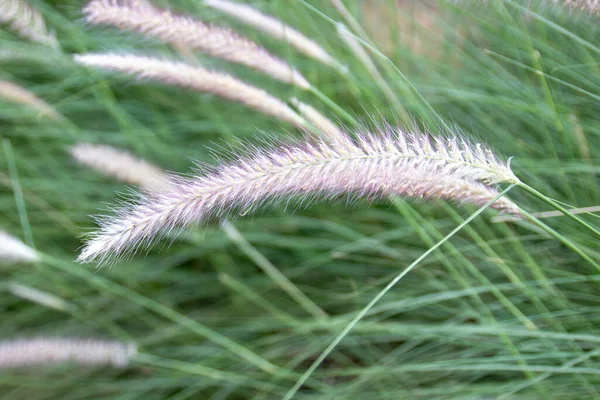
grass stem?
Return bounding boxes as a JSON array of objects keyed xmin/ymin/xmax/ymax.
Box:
[
  {"xmin": 282, "ymin": 184, "xmax": 517, "ymax": 400},
  {"xmin": 518, "ymin": 182, "xmax": 600, "ymax": 238}
]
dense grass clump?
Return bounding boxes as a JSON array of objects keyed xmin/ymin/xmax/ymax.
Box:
[{"xmin": 0, "ymin": 1, "xmax": 598, "ymax": 399}]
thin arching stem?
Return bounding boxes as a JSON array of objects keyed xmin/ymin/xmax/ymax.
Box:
[
  {"xmin": 518, "ymin": 182, "xmax": 600, "ymax": 238},
  {"xmin": 308, "ymin": 85, "xmax": 357, "ymax": 126},
  {"xmin": 282, "ymin": 184, "xmax": 517, "ymax": 400},
  {"xmin": 519, "ymin": 209, "xmax": 600, "ymax": 272}
]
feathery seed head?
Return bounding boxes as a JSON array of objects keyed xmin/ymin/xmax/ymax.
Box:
[
  {"xmin": 70, "ymin": 143, "xmax": 170, "ymax": 191},
  {"xmin": 82, "ymin": 0, "xmax": 311, "ymax": 88},
  {"xmin": 75, "ymin": 53, "xmax": 306, "ymax": 126},
  {"xmin": 204, "ymin": 0, "xmax": 346, "ymax": 72},
  {"xmin": 78, "ymin": 126, "xmax": 518, "ymax": 264},
  {"xmin": 0, "ymin": 0, "xmax": 59, "ymax": 47},
  {"xmin": 0, "ymin": 338, "xmax": 136, "ymax": 368},
  {"xmin": 0, "ymin": 79, "xmax": 60, "ymax": 120},
  {"xmin": 0, "ymin": 230, "xmax": 38, "ymax": 263}
]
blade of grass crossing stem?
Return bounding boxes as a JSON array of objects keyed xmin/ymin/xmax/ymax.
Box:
[
  {"xmin": 519, "ymin": 210, "xmax": 600, "ymax": 272},
  {"xmin": 219, "ymin": 273, "xmax": 298, "ymax": 325},
  {"xmin": 518, "ymin": 183, "xmax": 600, "ymax": 238},
  {"xmin": 299, "ymin": 0, "xmax": 449, "ymax": 131},
  {"xmin": 504, "ymin": 0, "xmax": 600, "ymax": 56},
  {"xmin": 402, "ymin": 204, "xmax": 537, "ymax": 330},
  {"xmin": 41, "ymin": 254, "xmax": 288, "ymax": 376},
  {"xmin": 443, "ymin": 204, "xmax": 596, "ymax": 393},
  {"xmin": 484, "ymin": 50, "xmax": 600, "ymax": 102},
  {"xmin": 221, "ymin": 220, "xmax": 328, "ymax": 320},
  {"xmin": 135, "ymin": 353, "xmax": 283, "ymax": 392},
  {"xmin": 3, "ymin": 139, "xmax": 34, "ymax": 247},
  {"xmin": 397, "ymin": 203, "xmax": 550, "ymax": 395},
  {"xmin": 499, "ymin": 348, "xmax": 600, "ymax": 399},
  {"xmin": 391, "ymin": 202, "xmax": 547, "ymax": 395},
  {"xmin": 307, "ymin": 86, "xmax": 357, "ymax": 126},
  {"xmin": 282, "ymin": 184, "xmax": 517, "ymax": 400}
]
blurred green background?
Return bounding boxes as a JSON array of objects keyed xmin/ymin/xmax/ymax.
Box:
[{"xmin": 1, "ymin": 0, "xmax": 599, "ymax": 398}]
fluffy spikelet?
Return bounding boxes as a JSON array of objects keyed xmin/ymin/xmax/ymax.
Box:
[
  {"xmin": 0, "ymin": 79, "xmax": 60, "ymax": 120},
  {"xmin": 290, "ymin": 97, "xmax": 349, "ymax": 144},
  {"xmin": 0, "ymin": 230, "xmax": 38, "ymax": 263},
  {"xmin": 0, "ymin": 338, "xmax": 136, "ymax": 368},
  {"xmin": 82, "ymin": 0, "xmax": 310, "ymax": 89},
  {"xmin": 204, "ymin": 0, "xmax": 346, "ymax": 72},
  {"xmin": 70, "ymin": 143, "xmax": 170, "ymax": 191},
  {"xmin": 78, "ymin": 127, "xmax": 518, "ymax": 264},
  {"xmin": 0, "ymin": 0, "xmax": 58, "ymax": 47},
  {"xmin": 75, "ymin": 53, "xmax": 306, "ymax": 126}
]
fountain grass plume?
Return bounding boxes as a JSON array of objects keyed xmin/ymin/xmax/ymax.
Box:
[
  {"xmin": 77, "ymin": 125, "xmax": 519, "ymax": 264},
  {"xmin": 204, "ymin": 0, "xmax": 347, "ymax": 73},
  {"xmin": 82, "ymin": 0, "xmax": 310, "ymax": 89},
  {"xmin": 0, "ymin": 79, "xmax": 60, "ymax": 120},
  {"xmin": 0, "ymin": 230, "xmax": 38, "ymax": 263},
  {"xmin": 74, "ymin": 53, "xmax": 306, "ymax": 127},
  {"xmin": 70, "ymin": 143, "xmax": 170, "ymax": 191},
  {"xmin": 0, "ymin": 0, "xmax": 59, "ymax": 47},
  {"xmin": 0, "ymin": 337, "xmax": 136, "ymax": 368}
]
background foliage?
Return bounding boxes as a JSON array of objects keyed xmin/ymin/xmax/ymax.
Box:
[{"xmin": 1, "ymin": 0, "xmax": 599, "ymax": 398}]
